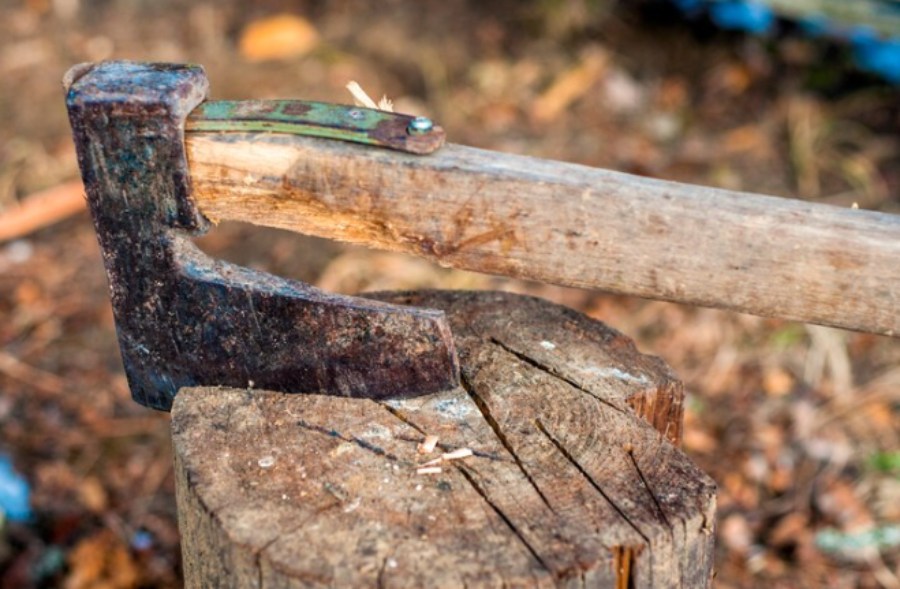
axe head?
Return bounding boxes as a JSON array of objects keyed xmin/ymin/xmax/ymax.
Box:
[{"xmin": 64, "ymin": 61, "xmax": 459, "ymax": 411}]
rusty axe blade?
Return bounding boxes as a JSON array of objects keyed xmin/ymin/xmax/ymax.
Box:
[{"xmin": 64, "ymin": 61, "xmax": 459, "ymax": 411}]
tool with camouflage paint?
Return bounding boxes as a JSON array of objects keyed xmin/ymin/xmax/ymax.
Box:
[
  {"xmin": 187, "ymin": 99, "xmax": 444, "ymax": 154},
  {"xmin": 64, "ymin": 61, "xmax": 456, "ymax": 411},
  {"xmin": 64, "ymin": 60, "xmax": 899, "ymax": 411}
]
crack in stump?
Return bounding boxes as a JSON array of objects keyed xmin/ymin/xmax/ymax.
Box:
[
  {"xmin": 378, "ymin": 402, "xmax": 427, "ymax": 435},
  {"xmin": 489, "ymin": 337, "xmax": 630, "ymax": 415},
  {"xmin": 460, "ymin": 371, "xmax": 557, "ymax": 514},
  {"xmin": 378, "ymin": 402, "xmax": 507, "ymax": 463},
  {"xmin": 455, "ymin": 464, "xmax": 553, "ymax": 576},
  {"xmin": 253, "ymin": 510, "xmax": 321, "ymax": 589},
  {"xmin": 534, "ymin": 419, "xmax": 650, "ymax": 544},
  {"xmin": 376, "ymin": 556, "xmax": 389, "ymax": 589},
  {"xmin": 295, "ymin": 419, "xmax": 402, "ymax": 463},
  {"xmin": 626, "ymin": 447, "xmax": 672, "ymax": 530}
]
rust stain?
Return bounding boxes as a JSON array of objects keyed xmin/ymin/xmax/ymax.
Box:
[
  {"xmin": 370, "ymin": 117, "xmax": 445, "ymax": 154},
  {"xmin": 826, "ymin": 249, "xmax": 864, "ymax": 270},
  {"xmin": 423, "ymin": 227, "xmax": 517, "ymax": 259},
  {"xmin": 233, "ymin": 100, "xmax": 278, "ymax": 117},
  {"xmin": 280, "ymin": 102, "xmax": 313, "ymax": 116},
  {"xmin": 456, "ymin": 227, "xmax": 515, "ymax": 253},
  {"xmin": 427, "ymin": 200, "xmax": 521, "ymax": 259}
]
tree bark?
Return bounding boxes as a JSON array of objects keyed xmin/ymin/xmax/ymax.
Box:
[{"xmin": 173, "ymin": 290, "xmax": 716, "ymax": 588}]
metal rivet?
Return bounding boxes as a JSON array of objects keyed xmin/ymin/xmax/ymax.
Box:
[{"xmin": 407, "ymin": 116, "xmax": 434, "ymax": 135}]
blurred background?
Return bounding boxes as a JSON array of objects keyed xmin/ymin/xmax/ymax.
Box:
[{"xmin": 1, "ymin": 0, "xmax": 899, "ymax": 587}]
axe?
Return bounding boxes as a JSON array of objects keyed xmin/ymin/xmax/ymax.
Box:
[{"xmin": 64, "ymin": 61, "xmax": 899, "ymax": 411}]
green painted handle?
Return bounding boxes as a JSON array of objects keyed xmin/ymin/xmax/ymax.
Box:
[{"xmin": 186, "ymin": 100, "xmax": 445, "ymax": 155}]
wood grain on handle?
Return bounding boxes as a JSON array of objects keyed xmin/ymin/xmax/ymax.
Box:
[{"xmin": 184, "ymin": 132, "xmax": 900, "ymax": 336}]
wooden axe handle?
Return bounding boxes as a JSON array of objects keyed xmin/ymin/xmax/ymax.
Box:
[{"xmin": 184, "ymin": 132, "xmax": 900, "ymax": 337}]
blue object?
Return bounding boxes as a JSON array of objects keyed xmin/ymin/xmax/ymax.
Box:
[
  {"xmin": 671, "ymin": 0, "xmax": 705, "ymax": 15},
  {"xmin": 0, "ymin": 455, "xmax": 31, "ymax": 522},
  {"xmin": 797, "ymin": 14, "xmax": 832, "ymax": 38},
  {"xmin": 131, "ymin": 529, "xmax": 154, "ymax": 551},
  {"xmin": 709, "ymin": 1, "xmax": 776, "ymax": 34},
  {"xmin": 853, "ymin": 34, "xmax": 900, "ymax": 83},
  {"xmin": 665, "ymin": 0, "xmax": 900, "ymax": 84}
]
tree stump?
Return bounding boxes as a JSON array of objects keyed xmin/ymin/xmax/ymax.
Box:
[{"xmin": 172, "ymin": 291, "xmax": 716, "ymax": 588}]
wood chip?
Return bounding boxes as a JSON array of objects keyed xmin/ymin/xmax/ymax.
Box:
[
  {"xmin": 417, "ymin": 434, "xmax": 439, "ymax": 455},
  {"xmin": 417, "ymin": 447, "xmax": 473, "ymax": 470},
  {"xmin": 416, "ymin": 466, "xmax": 442, "ymax": 475},
  {"xmin": 346, "ymin": 81, "xmax": 394, "ymax": 112},
  {"xmin": 441, "ymin": 448, "xmax": 473, "ymax": 461},
  {"xmin": 346, "ymin": 81, "xmax": 378, "ymax": 110}
]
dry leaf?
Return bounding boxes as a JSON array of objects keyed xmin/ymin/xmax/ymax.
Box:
[
  {"xmin": 655, "ymin": 77, "xmax": 688, "ymax": 111},
  {"xmin": 720, "ymin": 513, "xmax": 753, "ymax": 554},
  {"xmin": 77, "ymin": 476, "xmax": 107, "ymax": 513},
  {"xmin": 531, "ymin": 47, "xmax": 609, "ymax": 123},
  {"xmin": 708, "ymin": 62, "xmax": 753, "ymax": 96},
  {"xmin": 816, "ymin": 480, "xmax": 874, "ymax": 530},
  {"xmin": 238, "ymin": 14, "xmax": 319, "ymax": 63},
  {"xmin": 65, "ymin": 530, "xmax": 139, "ymax": 589},
  {"xmin": 762, "ymin": 365, "xmax": 794, "ymax": 397},
  {"xmin": 682, "ymin": 425, "xmax": 717, "ymax": 454},
  {"xmin": 722, "ymin": 471, "xmax": 758, "ymax": 509},
  {"xmin": 417, "ymin": 435, "xmax": 439, "ymax": 455},
  {"xmin": 723, "ymin": 124, "xmax": 771, "ymax": 157},
  {"xmin": 769, "ymin": 512, "xmax": 808, "ymax": 547}
]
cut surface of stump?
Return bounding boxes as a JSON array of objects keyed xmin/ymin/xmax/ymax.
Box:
[{"xmin": 173, "ymin": 290, "xmax": 716, "ymax": 588}]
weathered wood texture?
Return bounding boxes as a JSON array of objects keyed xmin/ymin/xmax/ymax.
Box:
[
  {"xmin": 173, "ymin": 291, "xmax": 716, "ymax": 588},
  {"xmin": 185, "ymin": 133, "xmax": 900, "ymax": 337}
]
